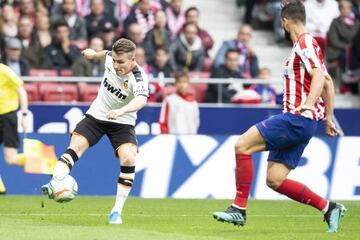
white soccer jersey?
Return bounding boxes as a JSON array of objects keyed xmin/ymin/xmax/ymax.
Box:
[{"xmin": 87, "ymin": 51, "xmax": 149, "ymax": 126}]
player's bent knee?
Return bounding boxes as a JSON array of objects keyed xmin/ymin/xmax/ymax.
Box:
[
  {"xmin": 234, "ymin": 136, "xmax": 251, "ymax": 155},
  {"xmin": 120, "ymin": 154, "xmax": 135, "ymax": 166},
  {"xmin": 266, "ymin": 175, "xmax": 285, "ymax": 190}
]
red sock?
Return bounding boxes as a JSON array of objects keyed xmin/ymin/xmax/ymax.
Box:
[
  {"xmin": 276, "ymin": 179, "xmax": 328, "ymax": 211},
  {"xmin": 233, "ymin": 154, "xmax": 254, "ymax": 209}
]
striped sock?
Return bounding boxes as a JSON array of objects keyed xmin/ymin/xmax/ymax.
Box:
[{"xmin": 112, "ymin": 166, "xmax": 135, "ymax": 214}]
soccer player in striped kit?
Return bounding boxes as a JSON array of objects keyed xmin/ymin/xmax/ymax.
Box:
[
  {"xmin": 213, "ymin": 0, "xmax": 346, "ymax": 233},
  {"xmin": 42, "ymin": 38, "xmax": 149, "ymax": 224}
]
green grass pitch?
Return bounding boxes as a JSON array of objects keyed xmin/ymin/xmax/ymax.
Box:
[{"xmin": 0, "ymin": 196, "xmax": 359, "ymax": 240}]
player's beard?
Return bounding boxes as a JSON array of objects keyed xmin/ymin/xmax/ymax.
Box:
[{"xmin": 284, "ymin": 28, "xmax": 291, "ymax": 42}]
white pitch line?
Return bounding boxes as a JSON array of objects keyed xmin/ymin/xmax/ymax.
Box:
[{"xmin": 0, "ymin": 213, "xmax": 320, "ymax": 218}]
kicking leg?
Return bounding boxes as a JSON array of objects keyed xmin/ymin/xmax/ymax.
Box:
[
  {"xmin": 213, "ymin": 125, "xmax": 266, "ymax": 226},
  {"xmin": 109, "ymin": 143, "xmax": 137, "ymax": 224},
  {"xmin": 42, "ymin": 134, "xmax": 89, "ymax": 198}
]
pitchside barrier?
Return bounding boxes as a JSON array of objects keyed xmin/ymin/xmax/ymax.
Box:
[{"xmin": 0, "ymin": 133, "xmax": 359, "ymax": 200}]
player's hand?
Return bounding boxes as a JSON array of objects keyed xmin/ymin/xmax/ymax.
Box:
[
  {"xmin": 106, "ymin": 109, "xmax": 126, "ymax": 120},
  {"xmin": 81, "ymin": 48, "xmax": 96, "ymax": 60},
  {"xmin": 293, "ymin": 104, "xmax": 312, "ymax": 113},
  {"xmin": 325, "ymin": 120, "xmax": 340, "ymax": 137}
]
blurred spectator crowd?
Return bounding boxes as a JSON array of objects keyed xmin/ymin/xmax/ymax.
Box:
[
  {"xmin": 1, "ymin": 0, "xmax": 359, "ymax": 104},
  {"xmin": 243, "ymin": 0, "xmax": 360, "ymax": 95}
]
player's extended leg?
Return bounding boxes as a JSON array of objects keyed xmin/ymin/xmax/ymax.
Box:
[
  {"xmin": 213, "ymin": 125, "xmax": 266, "ymax": 226},
  {"xmin": 42, "ymin": 134, "xmax": 89, "ymax": 198},
  {"xmin": 267, "ymin": 161, "xmax": 346, "ymax": 233},
  {"xmin": 109, "ymin": 143, "xmax": 137, "ymax": 224}
]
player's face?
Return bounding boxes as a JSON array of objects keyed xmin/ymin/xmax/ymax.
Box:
[{"xmin": 112, "ymin": 51, "xmax": 135, "ymax": 76}]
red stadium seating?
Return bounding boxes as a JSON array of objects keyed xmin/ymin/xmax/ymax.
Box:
[
  {"xmin": 29, "ymin": 69, "xmax": 58, "ymax": 77},
  {"xmin": 39, "ymin": 82, "xmax": 79, "ymax": 102},
  {"xmin": 190, "ymin": 83, "xmax": 208, "ymax": 103},
  {"xmin": 24, "ymin": 83, "xmax": 40, "ymax": 102},
  {"xmin": 60, "ymin": 69, "xmax": 73, "ymax": 76},
  {"xmin": 203, "ymin": 57, "xmax": 213, "ymax": 72},
  {"xmin": 78, "ymin": 83, "xmax": 100, "ymax": 102}
]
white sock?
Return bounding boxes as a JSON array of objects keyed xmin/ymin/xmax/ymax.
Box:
[
  {"xmin": 53, "ymin": 161, "xmax": 70, "ymax": 179},
  {"xmin": 111, "ymin": 172, "xmax": 135, "ymax": 214}
]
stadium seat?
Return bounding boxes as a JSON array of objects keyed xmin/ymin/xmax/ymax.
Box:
[
  {"xmin": 29, "ymin": 69, "xmax": 58, "ymax": 77},
  {"xmin": 71, "ymin": 40, "xmax": 88, "ymax": 50},
  {"xmin": 39, "ymin": 82, "xmax": 79, "ymax": 102},
  {"xmin": 78, "ymin": 83, "xmax": 100, "ymax": 102},
  {"xmin": 161, "ymin": 85, "xmax": 177, "ymax": 99},
  {"xmin": 24, "ymin": 83, "xmax": 40, "ymax": 102},
  {"xmin": 190, "ymin": 83, "xmax": 208, "ymax": 103},
  {"xmin": 60, "ymin": 69, "xmax": 73, "ymax": 76}
]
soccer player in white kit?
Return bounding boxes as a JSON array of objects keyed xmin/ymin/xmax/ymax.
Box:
[{"xmin": 42, "ymin": 38, "xmax": 149, "ymax": 224}]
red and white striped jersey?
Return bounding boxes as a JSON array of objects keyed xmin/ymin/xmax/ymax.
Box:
[{"xmin": 283, "ymin": 33, "xmax": 327, "ymax": 121}]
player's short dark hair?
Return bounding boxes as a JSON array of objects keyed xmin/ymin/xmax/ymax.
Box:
[
  {"xmin": 281, "ymin": 0, "xmax": 306, "ymax": 24},
  {"xmin": 112, "ymin": 38, "xmax": 136, "ymax": 55},
  {"xmin": 174, "ymin": 69, "xmax": 189, "ymax": 82}
]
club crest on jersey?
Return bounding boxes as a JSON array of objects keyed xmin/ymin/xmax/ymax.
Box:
[
  {"xmin": 103, "ymin": 78, "xmax": 127, "ymax": 100},
  {"xmin": 124, "ymin": 81, "xmax": 128, "ymax": 90}
]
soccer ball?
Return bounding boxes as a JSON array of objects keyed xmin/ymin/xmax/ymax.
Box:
[{"xmin": 48, "ymin": 175, "xmax": 78, "ymax": 203}]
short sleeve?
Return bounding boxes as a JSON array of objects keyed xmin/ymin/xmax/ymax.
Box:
[
  {"xmin": 131, "ymin": 67, "xmax": 149, "ymax": 97},
  {"xmin": 4, "ymin": 65, "xmax": 23, "ymax": 88},
  {"xmin": 295, "ymin": 34, "xmax": 324, "ymax": 74}
]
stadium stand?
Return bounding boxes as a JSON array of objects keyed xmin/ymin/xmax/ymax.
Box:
[{"xmin": 39, "ymin": 82, "xmax": 78, "ymax": 102}]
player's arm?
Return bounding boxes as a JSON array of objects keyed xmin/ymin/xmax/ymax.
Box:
[
  {"xmin": 321, "ymin": 75, "xmax": 340, "ymax": 136},
  {"xmin": 106, "ymin": 95, "xmax": 147, "ymax": 120},
  {"xmin": 301, "ymin": 68, "xmax": 326, "ymax": 109},
  {"xmin": 81, "ymin": 48, "xmax": 107, "ymax": 60}
]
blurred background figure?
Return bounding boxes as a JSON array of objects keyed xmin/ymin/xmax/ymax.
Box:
[
  {"xmin": 304, "ymin": 0, "xmax": 340, "ymax": 54},
  {"xmin": 17, "ymin": 16, "xmax": 45, "ymax": 68},
  {"xmin": 72, "ymin": 37, "xmax": 105, "ymax": 77},
  {"xmin": 327, "ymin": 0, "xmax": 360, "ymax": 91},
  {"xmin": 214, "ymin": 24, "xmax": 259, "ymax": 78},
  {"xmin": 169, "ymin": 22, "xmax": 205, "ymax": 71},
  {"xmin": 16, "ymin": 0, "xmax": 37, "ymax": 25},
  {"xmin": 159, "ymin": 70, "xmax": 199, "ymax": 134},
  {"xmin": 125, "ymin": 22, "xmax": 144, "ymax": 46},
  {"xmin": 86, "ymin": 0, "xmax": 119, "ymax": 39},
  {"xmin": 205, "ymin": 49, "xmax": 242, "ymax": 103},
  {"xmin": 44, "ymin": 21, "xmax": 80, "ymax": 70},
  {"xmin": 135, "ymin": 46, "xmax": 152, "ymax": 73},
  {"xmin": 0, "ymin": 4, "xmax": 18, "ymax": 38},
  {"xmin": 35, "ymin": 11, "xmax": 51, "ymax": 48},
  {"xmin": 248, "ymin": 67, "xmax": 277, "ymax": 104},
  {"xmin": 124, "ymin": 0, "xmax": 156, "ymax": 41},
  {"xmin": 2, "ymin": 37, "xmax": 30, "ymax": 76},
  {"xmin": 184, "ymin": 6, "xmax": 214, "ymax": 57},
  {"xmin": 100, "ymin": 21, "xmax": 118, "ymax": 50},
  {"xmin": 149, "ymin": 47, "xmax": 173, "ymax": 78},
  {"xmin": 143, "ymin": 10, "xmax": 171, "ymax": 63},
  {"xmin": 52, "ymin": 0, "xmax": 87, "ymax": 40},
  {"xmin": 166, "ymin": 0, "xmax": 185, "ymax": 40}
]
